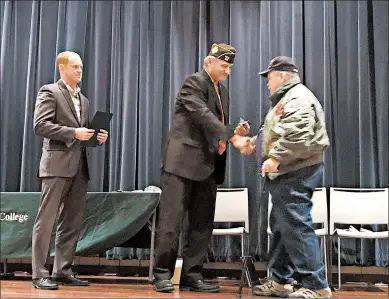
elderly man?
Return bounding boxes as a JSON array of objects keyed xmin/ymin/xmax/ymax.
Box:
[
  {"xmin": 31, "ymin": 51, "xmax": 108, "ymax": 290},
  {"xmin": 240, "ymin": 56, "xmax": 331, "ymax": 298},
  {"xmin": 153, "ymin": 43, "xmax": 249, "ymax": 293}
]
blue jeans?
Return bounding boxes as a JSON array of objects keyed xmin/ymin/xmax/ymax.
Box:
[{"xmin": 266, "ymin": 163, "xmax": 328, "ymax": 290}]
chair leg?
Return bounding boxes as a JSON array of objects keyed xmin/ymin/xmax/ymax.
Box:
[
  {"xmin": 323, "ymin": 236, "xmax": 328, "ymax": 282},
  {"xmin": 267, "ymin": 234, "xmax": 270, "ymax": 279},
  {"xmin": 337, "ymin": 236, "xmax": 341, "ymax": 290}
]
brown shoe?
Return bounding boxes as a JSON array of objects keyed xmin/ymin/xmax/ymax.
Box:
[
  {"xmin": 252, "ymin": 280, "xmax": 294, "ymax": 297},
  {"xmin": 288, "ymin": 287, "xmax": 332, "ymax": 298}
]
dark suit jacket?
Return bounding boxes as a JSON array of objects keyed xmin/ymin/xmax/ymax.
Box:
[
  {"xmin": 161, "ymin": 69, "xmax": 235, "ymax": 184},
  {"xmin": 33, "ymin": 79, "xmax": 90, "ymax": 178}
]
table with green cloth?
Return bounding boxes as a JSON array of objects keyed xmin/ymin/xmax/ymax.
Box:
[{"xmin": 0, "ymin": 191, "xmax": 160, "ymax": 279}]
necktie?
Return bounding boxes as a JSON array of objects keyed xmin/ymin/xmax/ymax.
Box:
[
  {"xmin": 214, "ymin": 82, "xmax": 224, "ymax": 124},
  {"xmin": 214, "ymin": 82, "xmax": 226, "ymax": 155}
]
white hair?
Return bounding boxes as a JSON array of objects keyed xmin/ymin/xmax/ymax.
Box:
[
  {"xmin": 276, "ymin": 70, "xmax": 300, "ymax": 81},
  {"xmin": 203, "ymin": 55, "xmax": 217, "ymax": 66}
]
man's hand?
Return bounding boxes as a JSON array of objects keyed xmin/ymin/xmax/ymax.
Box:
[
  {"xmin": 234, "ymin": 122, "xmax": 250, "ymax": 136},
  {"xmin": 239, "ymin": 138, "xmax": 256, "ymax": 155},
  {"xmin": 218, "ymin": 141, "xmax": 227, "ymax": 155},
  {"xmin": 74, "ymin": 128, "xmax": 95, "ymax": 141},
  {"xmin": 261, "ymin": 158, "xmax": 280, "ymax": 177},
  {"xmin": 97, "ymin": 129, "xmax": 109, "ymax": 143},
  {"xmin": 229, "ymin": 135, "xmax": 250, "ymax": 151}
]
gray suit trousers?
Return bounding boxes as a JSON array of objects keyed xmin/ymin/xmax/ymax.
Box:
[{"xmin": 31, "ymin": 154, "xmax": 88, "ymax": 279}]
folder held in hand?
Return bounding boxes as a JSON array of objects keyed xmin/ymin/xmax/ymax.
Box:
[{"xmin": 81, "ymin": 111, "xmax": 113, "ymax": 147}]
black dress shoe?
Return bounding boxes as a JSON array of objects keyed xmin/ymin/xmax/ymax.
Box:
[
  {"xmin": 32, "ymin": 278, "xmax": 59, "ymax": 290},
  {"xmin": 155, "ymin": 279, "xmax": 174, "ymax": 293},
  {"xmin": 180, "ymin": 279, "xmax": 220, "ymax": 293},
  {"xmin": 52, "ymin": 274, "xmax": 90, "ymax": 286}
]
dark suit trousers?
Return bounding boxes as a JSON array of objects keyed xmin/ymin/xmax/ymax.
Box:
[
  {"xmin": 154, "ymin": 171, "xmax": 217, "ymax": 282},
  {"xmin": 31, "ymin": 154, "xmax": 88, "ymax": 279}
]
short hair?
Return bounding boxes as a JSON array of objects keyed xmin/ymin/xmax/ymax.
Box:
[
  {"xmin": 56, "ymin": 51, "xmax": 79, "ymax": 70},
  {"xmin": 203, "ymin": 55, "xmax": 217, "ymax": 66},
  {"xmin": 275, "ymin": 70, "xmax": 300, "ymax": 81}
]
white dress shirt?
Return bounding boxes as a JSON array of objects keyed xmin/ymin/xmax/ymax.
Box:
[{"xmin": 63, "ymin": 81, "xmax": 81, "ymax": 121}]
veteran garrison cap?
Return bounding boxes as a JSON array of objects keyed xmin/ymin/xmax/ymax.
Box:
[
  {"xmin": 258, "ymin": 56, "xmax": 299, "ymax": 77},
  {"xmin": 208, "ymin": 43, "xmax": 236, "ymax": 64}
]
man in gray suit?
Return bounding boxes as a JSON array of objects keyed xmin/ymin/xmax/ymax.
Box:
[{"xmin": 31, "ymin": 51, "xmax": 108, "ymax": 290}]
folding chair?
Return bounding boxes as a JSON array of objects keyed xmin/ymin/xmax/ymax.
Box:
[
  {"xmin": 212, "ymin": 188, "xmax": 256, "ymax": 297},
  {"xmin": 329, "ymin": 187, "xmax": 388, "ymax": 289}
]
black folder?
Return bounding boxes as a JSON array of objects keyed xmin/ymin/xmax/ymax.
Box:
[{"xmin": 81, "ymin": 111, "xmax": 113, "ymax": 147}]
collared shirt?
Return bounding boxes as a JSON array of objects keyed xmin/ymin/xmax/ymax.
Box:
[{"xmin": 63, "ymin": 80, "xmax": 81, "ymax": 121}]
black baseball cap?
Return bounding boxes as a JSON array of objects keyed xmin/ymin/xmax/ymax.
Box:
[{"xmin": 258, "ymin": 56, "xmax": 299, "ymax": 77}]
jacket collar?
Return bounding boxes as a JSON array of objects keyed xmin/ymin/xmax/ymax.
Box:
[
  {"xmin": 200, "ymin": 69, "xmax": 227, "ymax": 120},
  {"xmin": 201, "ymin": 68, "xmax": 214, "ymax": 84},
  {"xmin": 269, "ymin": 77, "xmax": 301, "ymax": 106}
]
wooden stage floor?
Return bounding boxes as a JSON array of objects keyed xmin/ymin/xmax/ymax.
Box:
[{"xmin": 1, "ymin": 275, "xmax": 388, "ymax": 298}]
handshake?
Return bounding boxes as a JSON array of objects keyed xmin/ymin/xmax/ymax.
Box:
[
  {"xmin": 226, "ymin": 119, "xmax": 280, "ymax": 177},
  {"xmin": 228, "ymin": 119, "xmax": 256, "ymax": 156}
]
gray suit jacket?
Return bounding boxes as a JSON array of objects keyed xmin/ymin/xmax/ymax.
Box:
[{"xmin": 34, "ymin": 79, "xmax": 90, "ymax": 178}]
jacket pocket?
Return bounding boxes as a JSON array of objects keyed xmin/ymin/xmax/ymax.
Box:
[
  {"xmin": 181, "ymin": 138, "xmax": 203, "ymax": 148},
  {"xmin": 47, "ymin": 140, "xmax": 67, "ymax": 151}
]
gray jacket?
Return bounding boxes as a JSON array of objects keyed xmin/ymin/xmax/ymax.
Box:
[
  {"xmin": 261, "ymin": 77, "xmax": 329, "ymax": 179},
  {"xmin": 34, "ymin": 79, "xmax": 90, "ymax": 178}
]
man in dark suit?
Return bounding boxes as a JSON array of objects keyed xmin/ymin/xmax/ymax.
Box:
[
  {"xmin": 154, "ymin": 43, "xmax": 250, "ymax": 293},
  {"xmin": 31, "ymin": 51, "xmax": 108, "ymax": 290}
]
